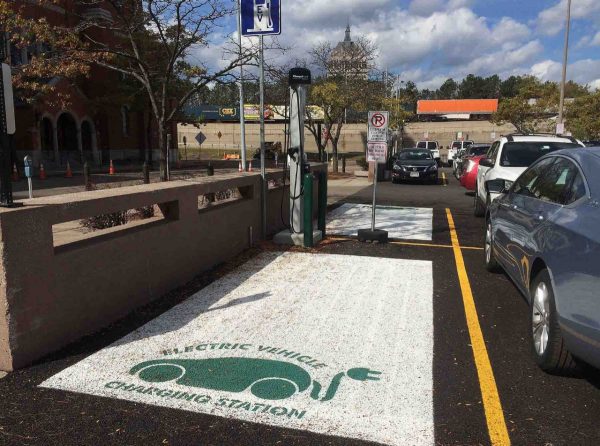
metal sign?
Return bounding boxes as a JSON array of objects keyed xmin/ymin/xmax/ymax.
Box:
[
  {"xmin": 367, "ymin": 142, "xmax": 387, "ymax": 163},
  {"xmin": 241, "ymin": 0, "xmax": 281, "ymax": 36},
  {"xmin": 367, "ymin": 111, "xmax": 388, "ymax": 142}
]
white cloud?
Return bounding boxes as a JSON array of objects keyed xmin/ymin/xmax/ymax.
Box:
[
  {"xmin": 536, "ymin": 0, "xmax": 600, "ymax": 36},
  {"xmin": 592, "ymin": 31, "xmax": 600, "ymax": 46},
  {"xmin": 531, "ymin": 58, "xmax": 600, "ymax": 90}
]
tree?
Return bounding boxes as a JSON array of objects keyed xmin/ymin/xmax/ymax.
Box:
[
  {"xmin": 70, "ymin": 0, "xmax": 265, "ymax": 180},
  {"xmin": 437, "ymin": 78, "xmax": 458, "ymax": 99},
  {"xmin": 566, "ymin": 91, "xmax": 600, "ymax": 139},
  {"xmin": 492, "ymin": 76, "xmax": 559, "ymax": 133},
  {"xmin": 305, "ymin": 36, "xmax": 378, "ymax": 172},
  {"xmin": 0, "ymin": 1, "xmax": 92, "ymax": 105}
]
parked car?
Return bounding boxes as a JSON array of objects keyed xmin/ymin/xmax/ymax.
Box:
[
  {"xmin": 449, "ymin": 140, "xmax": 474, "ymax": 166},
  {"xmin": 416, "ymin": 141, "xmax": 440, "ymax": 163},
  {"xmin": 454, "ymin": 143, "xmax": 491, "ymax": 178},
  {"xmin": 392, "ymin": 148, "xmax": 438, "ymax": 184},
  {"xmin": 459, "ymin": 154, "xmax": 486, "ymax": 191},
  {"xmin": 474, "ymin": 134, "xmax": 584, "ymax": 217},
  {"xmin": 484, "ymin": 148, "xmax": 600, "ymax": 373}
]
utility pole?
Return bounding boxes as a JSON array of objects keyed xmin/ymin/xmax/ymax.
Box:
[
  {"xmin": 558, "ymin": 0, "xmax": 571, "ymax": 133},
  {"xmin": 237, "ymin": 0, "xmax": 247, "ymax": 169}
]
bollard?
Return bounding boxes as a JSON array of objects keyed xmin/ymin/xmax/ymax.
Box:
[
  {"xmin": 342, "ymin": 155, "xmax": 346, "ymax": 173},
  {"xmin": 303, "ymin": 173, "xmax": 314, "ymax": 248},
  {"xmin": 142, "ymin": 161, "xmax": 150, "ymax": 184},
  {"xmin": 317, "ymin": 170, "xmax": 328, "ymax": 238},
  {"xmin": 83, "ymin": 162, "xmax": 92, "ymax": 190},
  {"xmin": 207, "ymin": 163, "xmax": 214, "ymax": 176}
]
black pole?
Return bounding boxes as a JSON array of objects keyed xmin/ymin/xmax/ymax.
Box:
[{"xmin": 0, "ymin": 33, "xmax": 18, "ymax": 207}]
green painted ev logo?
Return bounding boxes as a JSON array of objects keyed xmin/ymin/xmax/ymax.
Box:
[{"xmin": 130, "ymin": 358, "xmax": 381, "ymax": 401}]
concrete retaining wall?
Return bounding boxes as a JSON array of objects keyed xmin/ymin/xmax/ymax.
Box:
[
  {"xmin": 0, "ymin": 166, "xmax": 325, "ymax": 371},
  {"xmin": 177, "ymin": 121, "xmax": 517, "ymax": 156}
]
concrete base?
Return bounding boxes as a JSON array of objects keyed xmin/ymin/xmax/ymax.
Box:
[
  {"xmin": 273, "ymin": 228, "xmax": 323, "ymax": 246},
  {"xmin": 357, "ymin": 228, "xmax": 389, "ymax": 243}
]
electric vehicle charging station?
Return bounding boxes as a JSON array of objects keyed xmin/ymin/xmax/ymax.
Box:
[
  {"xmin": 273, "ymin": 68, "xmax": 323, "ymax": 247},
  {"xmin": 24, "ymin": 155, "xmax": 33, "ymax": 199}
]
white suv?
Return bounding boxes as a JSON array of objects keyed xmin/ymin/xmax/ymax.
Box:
[
  {"xmin": 416, "ymin": 141, "xmax": 440, "ymax": 163},
  {"xmin": 473, "ymin": 134, "xmax": 584, "ymax": 217}
]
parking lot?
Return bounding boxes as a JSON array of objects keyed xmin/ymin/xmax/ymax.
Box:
[{"xmin": 1, "ymin": 168, "xmax": 600, "ymax": 445}]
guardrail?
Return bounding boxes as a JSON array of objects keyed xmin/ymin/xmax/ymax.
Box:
[{"xmin": 0, "ymin": 165, "xmax": 326, "ymax": 371}]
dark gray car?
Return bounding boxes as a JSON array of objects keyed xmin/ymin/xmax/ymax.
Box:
[{"xmin": 485, "ymin": 148, "xmax": 600, "ymax": 373}]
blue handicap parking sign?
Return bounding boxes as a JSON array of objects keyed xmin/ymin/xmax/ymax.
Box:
[{"xmin": 241, "ymin": 0, "xmax": 281, "ymax": 36}]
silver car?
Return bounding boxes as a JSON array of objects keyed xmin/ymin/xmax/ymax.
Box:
[{"xmin": 485, "ymin": 148, "xmax": 600, "ymax": 373}]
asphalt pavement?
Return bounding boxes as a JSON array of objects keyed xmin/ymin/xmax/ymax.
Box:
[{"xmin": 1, "ymin": 168, "xmax": 600, "ymax": 445}]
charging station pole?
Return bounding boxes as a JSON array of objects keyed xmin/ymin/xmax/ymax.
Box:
[
  {"xmin": 288, "ymin": 68, "xmax": 309, "ymax": 233},
  {"xmin": 236, "ymin": 0, "xmax": 247, "ymax": 170}
]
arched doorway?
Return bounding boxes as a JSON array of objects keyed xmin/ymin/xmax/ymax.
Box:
[
  {"xmin": 40, "ymin": 117, "xmax": 54, "ymax": 161},
  {"xmin": 57, "ymin": 112, "xmax": 78, "ymax": 164},
  {"xmin": 81, "ymin": 120, "xmax": 94, "ymax": 162}
]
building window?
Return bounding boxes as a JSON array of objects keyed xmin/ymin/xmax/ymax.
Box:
[{"xmin": 121, "ymin": 106, "xmax": 130, "ymax": 136}]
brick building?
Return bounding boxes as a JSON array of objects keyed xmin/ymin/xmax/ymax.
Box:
[{"xmin": 7, "ymin": 1, "xmax": 170, "ymax": 167}]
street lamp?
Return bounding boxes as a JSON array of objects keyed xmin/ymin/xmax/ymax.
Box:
[{"xmin": 557, "ymin": 0, "xmax": 572, "ymax": 134}]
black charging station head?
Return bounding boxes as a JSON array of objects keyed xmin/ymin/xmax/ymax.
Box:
[{"xmin": 289, "ymin": 68, "xmax": 311, "ymax": 86}]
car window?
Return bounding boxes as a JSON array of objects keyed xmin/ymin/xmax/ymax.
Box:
[
  {"xmin": 563, "ymin": 164, "xmax": 587, "ymax": 205},
  {"xmin": 469, "ymin": 145, "xmax": 490, "ymax": 156},
  {"xmin": 530, "ymin": 158, "xmax": 579, "ymax": 205},
  {"xmin": 417, "ymin": 142, "xmax": 427, "ymax": 149},
  {"xmin": 398, "ymin": 150, "xmax": 433, "ymax": 160},
  {"xmin": 512, "ymin": 157, "xmax": 556, "ymax": 198},
  {"xmin": 487, "ymin": 141, "xmax": 500, "ymax": 160},
  {"xmin": 499, "ymin": 142, "xmax": 580, "ymax": 168},
  {"xmin": 452, "ymin": 142, "xmax": 461, "ymax": 149}
]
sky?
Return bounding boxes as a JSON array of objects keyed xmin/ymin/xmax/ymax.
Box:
[{"xmin": 203, "ymin": 0, "xmax": 600, "ymax": 90}]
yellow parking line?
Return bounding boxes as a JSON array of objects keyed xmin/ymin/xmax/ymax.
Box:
[
  {"xmin": 446, "ymin": 208, "xmax": 511, "ymax": 446},
  {"xmin": 442, "ymin": 172, "xmax": 447, "ymax": 186},
  {"xmin": 390, "ymin": 241, "xmax": 483, "ymax": 251}
]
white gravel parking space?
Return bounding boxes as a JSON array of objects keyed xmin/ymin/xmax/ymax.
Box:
[
  {"xmin": 327, "ymin": 203, "xmax": 433, "ymax": 240},
  {"xmin": 41, "ymin": 252, "xmax": 434, "ymax": 446}
]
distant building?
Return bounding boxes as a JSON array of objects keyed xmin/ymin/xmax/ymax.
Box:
[
  {"xmin": 327, "ymin": 24, "xmax": 369, "ymax": 79},
  {"xmin": 417, "ymin": 99, "xmax": 499, "ymax": 121}
]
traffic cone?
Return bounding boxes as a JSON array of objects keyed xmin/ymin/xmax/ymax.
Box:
[
  {"xmin": 12, "ymin": 163, "xmax": 18, "ymax": 181},
  {"xmin": 238, "ymin": 160, "xmax": 243, "ymax": 172},
  {"xmin": 39, "ymin": 163, "xmax": 47, "ymax": 180},
  {"xmin": 249, "ymin": 161, "xmax": 253, "ymax": 172},
  {"xmin": 65, "ymin": 161, "xmax": 73, "ymax": 178},
  {"xmin": 109, "ymin": 160, "xmax": 115, "ymax": 175}
]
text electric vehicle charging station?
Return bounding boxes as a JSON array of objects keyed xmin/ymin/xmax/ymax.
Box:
[{"xmin": 273, "ymin": 68, "xmax": 325, "ymax": 247}]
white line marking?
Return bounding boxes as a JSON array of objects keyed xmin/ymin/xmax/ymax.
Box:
[
  {"xmin": 327, "ymin": 203, "xmax": 433, "ymax": 240},
  {"xmin": 41, "ymin": 252, "xmax": 434, "ymax": 445}
]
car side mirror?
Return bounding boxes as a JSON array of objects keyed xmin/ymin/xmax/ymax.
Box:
[
  {"xmin": 487, "ymin": 179, "xmax": 513, "ymax": 194},
  {"xmin": 479, "ymin": 158, "xmax": 495, "ymax": 168}
]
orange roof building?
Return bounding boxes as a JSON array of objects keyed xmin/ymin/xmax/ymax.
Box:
[{"xmin": 417, "ymin": 99, "xmax": 498, "ymax": 115}]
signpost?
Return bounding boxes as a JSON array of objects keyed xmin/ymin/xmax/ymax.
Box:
[
  {"xmin": 241, "ymin": 0, "xmax": 281, "ymax": 238},
  {"xmin": 358, "ymin": 111, "xmax": 389, "ymax": 243}
]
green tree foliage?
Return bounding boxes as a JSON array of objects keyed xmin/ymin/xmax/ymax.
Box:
[
  {"xmin": 492, "ymin": 76, "xmax": 560, "ymax": 133},
  {"xmin": 437, "ymin": 78, "xmax": 458, "ymax": 99},
  {"xmin": 566, "ymin": 91, "xmax": 600, "ymax": 139}
]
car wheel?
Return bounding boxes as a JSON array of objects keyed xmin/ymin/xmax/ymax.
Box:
[
  {"xmin": 473, "ymin": 187, "xmax": 485, "ymax": 217},
  {"xmin": 484, "ymin": 219, "xmax": 501, "ymax": 272},
  {"xmin": 137, "ymin": 364, "xmax": 186, "ymax": 383},
  {"xmin": 392, "ymin": 177, "xmax": 399, "ymax": 184},
  {"xmin": 529, "ymin": 269, "xmax": 577, "ymax": 374}
]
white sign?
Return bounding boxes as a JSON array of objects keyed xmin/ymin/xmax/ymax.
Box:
[
  {"xmin": 367, "ymin": 142, "xmax": 387, "ymax": 163},
  {"xmin": 1, "ymin": 64, "xmax": 15, "ymax": 135},
  {"xmin": 367, "ymin": 111, "xmax": 389, "ymax": 142},
  {"xmin": 423, "ymin": 131, "xmax": 429, "ymax": 140},
  {"xmin": 41, "ymin": 252, "xmax": 434, "ymax": 446},
  {"xmin": 556, "ymin": 122, "xmax": 565, "ymax": 135},
  {"xmin": 491, "ymin": 131, "xmax": 496, "ymax": 140},
  {"xmin": 457, "ymin": 131, "xmax": 463, "ymax": 141}
]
